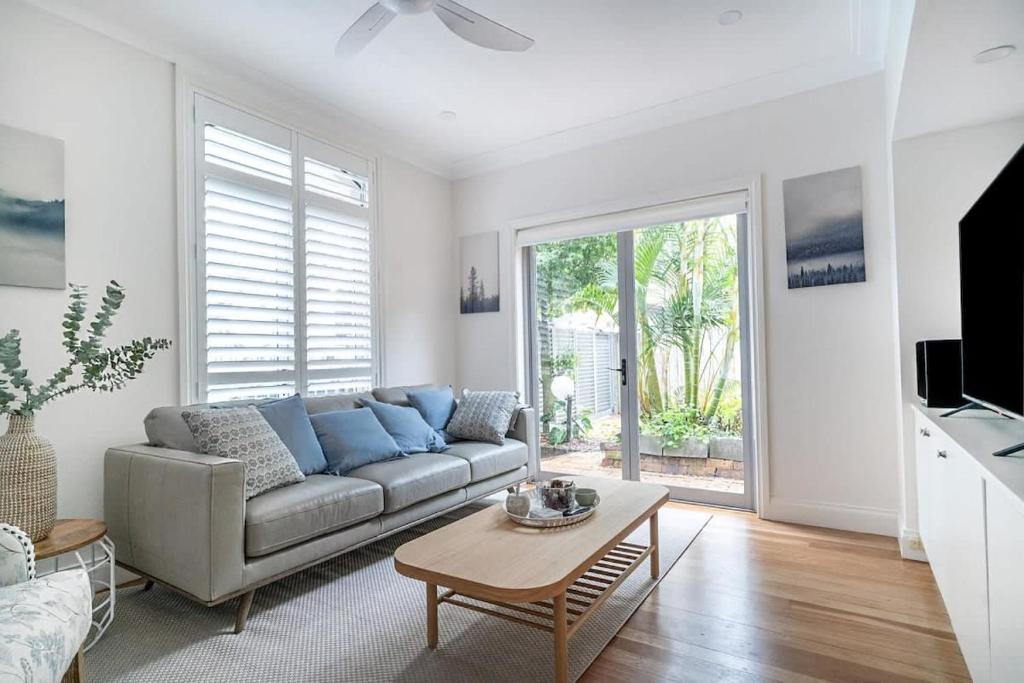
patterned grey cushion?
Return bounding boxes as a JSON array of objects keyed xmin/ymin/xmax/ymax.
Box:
[
  {"xmin": 182, "ymin": 406, "xmax": 305, "ymax": 499},
  {"xmin": 444, "ymin": 390, "xmax": 519, "ymax": 445}
]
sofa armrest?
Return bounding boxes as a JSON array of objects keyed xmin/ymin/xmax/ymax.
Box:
[
  {"xmin": 105, "ymin": 444, "xmax": 245, "ymax": 603},
  {"xmin": 507, "ymin": 406, "xmax": 539, "ymax": 477}
]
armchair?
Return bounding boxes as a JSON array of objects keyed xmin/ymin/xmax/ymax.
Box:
[{"xmin": 0, "ymin": 524, "xmax": 92, "ymax": 683}]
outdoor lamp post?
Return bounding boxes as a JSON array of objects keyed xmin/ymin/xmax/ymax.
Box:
[{"xmin": 551, "ymin": 375, "xmax": 575, "ymax": 444}]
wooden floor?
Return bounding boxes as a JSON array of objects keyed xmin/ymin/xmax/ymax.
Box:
[{"xmin": 581, "ymin": 503, "xmax": 969, "ymax": 683}]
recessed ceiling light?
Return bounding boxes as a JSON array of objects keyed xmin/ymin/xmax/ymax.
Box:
[
  {"xmin": 974, "ymin": 45, "xmax": 1016, "ymax": 64},
  {"xmin": 718, "ymin": 9, "xmax": 743, "ymax": 26},
  {"xmin": 438, "ymin": 110, "xmax": 457, "ymax": 122}
]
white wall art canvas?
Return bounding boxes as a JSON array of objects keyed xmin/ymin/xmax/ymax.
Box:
[
  {"xmin": 784, "ymin": 166, "xmax": 865, "ymax": 289},
  {"xmin": 460, "ymin": 231, "xmax": 499, "ymax": 313},
  {"xmin": 0, "ymin": 124, "xmax": 65, "ymax": 289}
]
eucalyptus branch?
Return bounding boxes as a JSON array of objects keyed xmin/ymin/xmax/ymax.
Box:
[{"xmin": 0, "ymin": 281, "xmax": 171, "ymax": 417}]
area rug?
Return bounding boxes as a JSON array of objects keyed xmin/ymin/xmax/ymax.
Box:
[{"xmin": 86, "ymin": 504, "xmax": 710, "ymax": 682}]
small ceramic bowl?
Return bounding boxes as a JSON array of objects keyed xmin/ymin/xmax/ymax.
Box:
[{"xmin": 574, "ymin": 488, "xmax": 598, "ymax": 507}]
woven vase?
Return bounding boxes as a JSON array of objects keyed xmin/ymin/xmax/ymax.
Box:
[{"xmin": 0, "ymin": 415, "xmax": 57, "ymax": 542}]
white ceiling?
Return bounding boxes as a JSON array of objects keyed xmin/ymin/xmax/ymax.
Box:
[
  {"xmin": 895, "ymin": 0, "xmax": 1024, "ymax": 140},
  {"xmin": 26, "ymin": 0, "xmax": 891, "ymax": 177}
]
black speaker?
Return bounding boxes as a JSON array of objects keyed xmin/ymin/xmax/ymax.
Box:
[{"xmin": 916, "ymin": 339, "xmax": 963, "ymax": 408}]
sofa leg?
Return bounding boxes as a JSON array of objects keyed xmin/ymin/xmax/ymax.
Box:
[
  {"xmin": 143, "ymin": 580, "xmax": 154, "ymax": 592},
  {"xmin": 234, "ymin": 590, "xmax": 256, "ymax": 634},
  {"xmin": 62, "ymin": 648, "xmax": 85, "ymax": 683}
]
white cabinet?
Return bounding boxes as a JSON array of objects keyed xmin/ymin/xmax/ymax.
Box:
[
  {"xmin": 915, "ymin": 411, "xmax": 990, "ymax": 682},
  {"xmin": 987, "ymin": 483, "xmax": 1024, "ymax": 681}
]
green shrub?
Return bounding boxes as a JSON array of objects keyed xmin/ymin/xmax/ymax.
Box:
[{"xmin": 641, "ymin": 407, "xmax": 713, "ymax": 448}]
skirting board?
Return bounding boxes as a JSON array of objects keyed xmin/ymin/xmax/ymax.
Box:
[
  {"xmin": 762, "ymin": 497, "xmax": 899, "ymax": 537},
  {"xmin": 899, "ymin": 528, "xmax": 928, "ymax": 562}
]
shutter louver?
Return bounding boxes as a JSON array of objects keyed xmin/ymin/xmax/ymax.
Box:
[{"xmin": 204, "ymin": 124, "xmax": 292, "ymax": 186}]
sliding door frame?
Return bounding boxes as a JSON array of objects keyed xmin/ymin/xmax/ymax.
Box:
[{"xmin": 515, "ymin": 177, "xmax": 768, "ymax": 514}]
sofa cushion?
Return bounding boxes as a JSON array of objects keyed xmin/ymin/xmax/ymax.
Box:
[
  {"xmin": 0, "ymin": 568, "xmax": 92, "ymax": 682},
  {"xmin": 182, "ymin": 406, "xmax": 305, "ymax": 499},
  {"xmin": 371, "ymin": 384, "xmax": 443, "ymax": 407},
  {"xmin": 444, "ymin": 438, "xmax": 528, "ymax": 482},
  {"xmin": 145, "ymin": 398, "xmax": 269, "ymax": 451},
  {"xmin": 257, "ymin": 394, "xmax": 327, "ymax": 475},
  {"xmin": 360, "ymin": 398, "xmax": 448, "ymax": 454},
  {"xmin": 310, "ymin": 408, "xmax": 405, "ymax": 476},
  {"xmin": 346, "ymin": 453, "xmax": 470, "ymax": 513},
  {"xmin": 303, "ymin": 392, "xmax": 374, "ymax": 416},
  {"xmin": 406, "ymin": 385, "xmax": 457, "ymax": 433},
  {"xmin": 244, "ymin": 475, "xmax": 383, "ymax": 557}
]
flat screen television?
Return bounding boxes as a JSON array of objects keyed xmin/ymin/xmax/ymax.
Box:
[{"xmin": 959, "ymin": 142, "xmax": 1024, "ymax": 423}]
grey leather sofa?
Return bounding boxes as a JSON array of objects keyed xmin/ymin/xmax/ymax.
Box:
[{"xmin": 104, "ymin": 384, "xmax": 535, "ymax": 632}]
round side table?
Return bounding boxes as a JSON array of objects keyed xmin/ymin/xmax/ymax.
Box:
[{"xmin": 34, "ymin": 519, "xmax": 115, "ymax": 652}]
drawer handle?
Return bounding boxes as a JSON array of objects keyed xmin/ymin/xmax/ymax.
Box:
[
  {"xmin": 937, "ymin": 450, "xmax": 948, "ymax": 459},
  {"xmin": 920, "ymin": 428, "xmax": 930, "ymax": 437}
]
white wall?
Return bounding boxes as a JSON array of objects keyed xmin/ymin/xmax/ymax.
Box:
[
  {"xmin": 378, "ymin": 157, "xmax": 455, "ymax": 385},
  {"xmin": 0, "ymin": 0, "xmax": 454, "ymax": 520},
  {"xmin": 892, "ymin": 116, "xmax": 1024, "ymax": 536},
  {"xmin": 453, "ymin": 74, "xmax": 903, "ymax": 535}
]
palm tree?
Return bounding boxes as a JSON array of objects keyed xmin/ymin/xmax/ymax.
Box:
[
  {"xmin": 556, "ymin": 217, "xmax": 740, "ymax": 425},
  {"xmin": 568, "ymin": 227, "xmax": 670, "ymax": 414}
]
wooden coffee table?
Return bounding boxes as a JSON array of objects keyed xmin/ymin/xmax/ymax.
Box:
[{"xmin": 394, "ymin": 477, "xmax": 668, "ymax": 683}]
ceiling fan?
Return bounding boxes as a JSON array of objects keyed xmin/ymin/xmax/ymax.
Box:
[{"xmin": 335, "ymin": 0, "xmax": 534, "ymax": 57}]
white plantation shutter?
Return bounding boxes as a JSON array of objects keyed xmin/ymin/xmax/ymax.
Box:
[
  {"xmin": 192, "ymin": 95, "xmax": 376, "ymax": 403},
  {"xmin": 301, "ymin": 137, "xmax": 374, "ymax": 396}
]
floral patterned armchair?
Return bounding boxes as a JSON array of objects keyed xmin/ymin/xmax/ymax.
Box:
[{"xmin": 0, "ymin": 524, "xmax": 92, "ymax": 683}]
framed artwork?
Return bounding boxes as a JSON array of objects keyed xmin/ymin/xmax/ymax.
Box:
[
  {"xmin": 460, "ymin": 231, "xmax": 500, "ymax": 313},
  {"xmin": 0, "ymin": 124, "xmax": 65, "ymax": 289},
  {"xmin": 784, "ymin": 166, "xmax": 865, "ymax": 289}
]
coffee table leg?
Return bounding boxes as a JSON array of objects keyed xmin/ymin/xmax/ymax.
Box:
[
  {"xmin": 650, "ymin": 511, "xmax": 660, "ymax": 579},
  {"xmin": 553, "ymin": 592, "xmax": 568, "ymax": 683},
  {"xmin": 426, "ymin": 583, "xmax": 438, "ymax": 649}
]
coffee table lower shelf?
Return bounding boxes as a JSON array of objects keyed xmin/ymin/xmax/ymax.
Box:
[{"xmin": 425, "ymin": 532, "xmax": 658, "ymax": 683}]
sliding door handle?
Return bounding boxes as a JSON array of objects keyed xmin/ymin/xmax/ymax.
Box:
[{"xmin": 608, "ymin": 359, "xmax": 627, "ymax": 386}]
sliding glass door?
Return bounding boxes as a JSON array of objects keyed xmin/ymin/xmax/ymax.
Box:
[{"xmin": 527, "ymin": 203, "xmax": 754, "ymax": 509}]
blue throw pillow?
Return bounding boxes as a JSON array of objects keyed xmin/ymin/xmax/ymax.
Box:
[
  {"xmin": 310, "ymin": 408, "xmax": 405, "ymax": 476},
  {"xmin": 406, "ymin": 386, "xmax": 457, "ymax": 433},
  {"xmin": 256, "ymin": 394, "xmax": 327, "ymax": 475},
  {"xmin": 360, "ymin": 398, "xmax": 449, "ymax": 454}
]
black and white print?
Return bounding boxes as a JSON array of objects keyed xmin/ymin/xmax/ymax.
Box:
[
  {"xmin": 460, "ymin": 231, "xmax": 500, "ymax": 313},
  {"xmin": 0, "ymin": 124, "xmax": 65, "ymax": 289},
  {"xmin": 784, "ymin": 166, "xmax": 865, "ymax": 289}
]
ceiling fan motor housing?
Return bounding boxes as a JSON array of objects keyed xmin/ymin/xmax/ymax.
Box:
[{"xmin": 380, "ymin": 0, "xmax": 436, "ymax": 14}]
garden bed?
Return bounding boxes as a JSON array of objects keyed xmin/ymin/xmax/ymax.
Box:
[{"xmin": 600, "ymin": 450, "xmax": 743, "ymax": 480}]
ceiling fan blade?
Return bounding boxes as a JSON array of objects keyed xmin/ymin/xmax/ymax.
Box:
[
  {"xmin": 335, "ymin": 2, "xmax": 396, "ymax": 58},
  {"xmin": 433, "ymin": 0, "xmax": 534, "ymax": 52}
]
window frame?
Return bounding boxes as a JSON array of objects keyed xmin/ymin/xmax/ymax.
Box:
[{"xmin": 178, "ymin": 85, "xmax": 382, "ymax": 404}]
